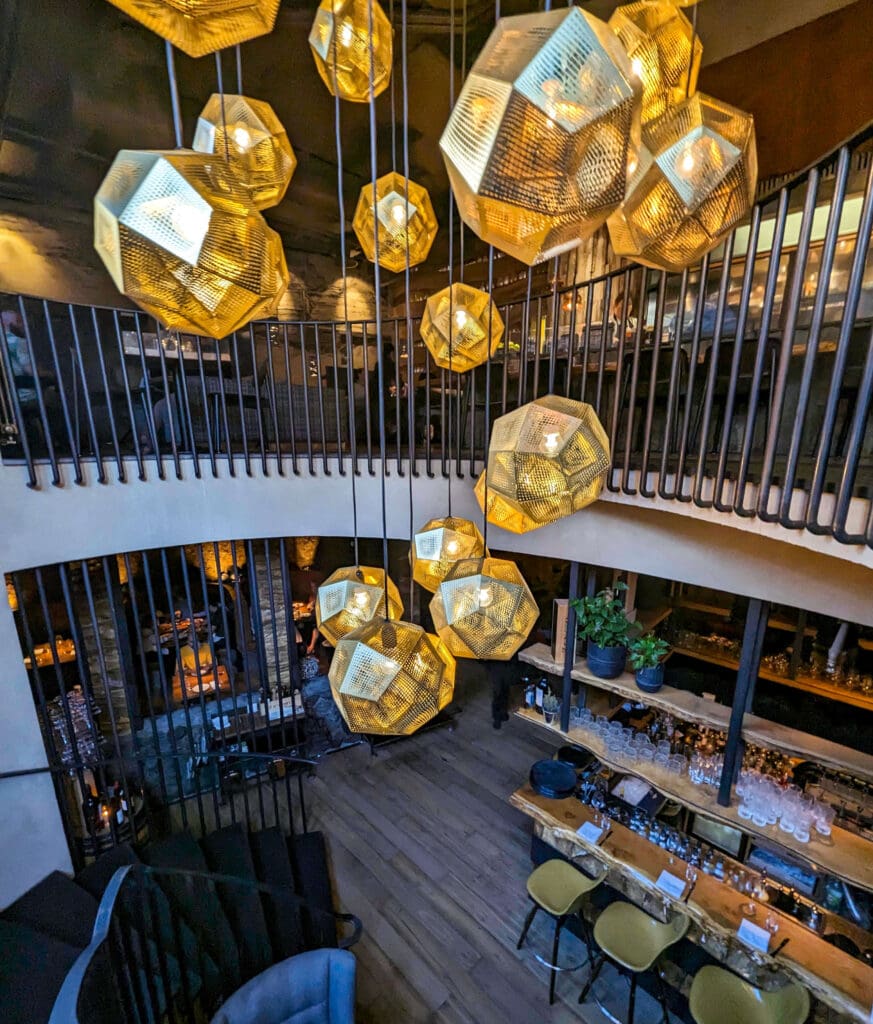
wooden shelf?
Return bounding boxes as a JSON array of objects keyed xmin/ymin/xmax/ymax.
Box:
[
  {"xmin": 672, "ymin": 599, "xmax": 817, "ymax": 637},
  {"xmin": 514, "ymin": 707, "xmax": 873, "ymax": 894},
  {"xmin": 636, "ymin": 604, "xmax": 673, "ymax": 632},
  {"xmin": 518, "ymin": 643, "xmax": 873, "ymax": 784},
  {"xmin": 671, "ymin": 644, "xmax": 873, "ymax": 713}
]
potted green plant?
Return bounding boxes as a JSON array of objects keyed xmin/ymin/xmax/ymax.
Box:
[
  {"xmin": 628, "ymin": 633, "xmax": 671, "ymax": 693},
  {"xmin": 542, "ymin": 690, "xmax": 561, "ymax": 725},
  {"xmin": 571, "ymin": 585, "xmax": 635, "ymax": 679}
]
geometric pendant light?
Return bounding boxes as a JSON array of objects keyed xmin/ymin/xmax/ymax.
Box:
[
  {"xmin": 411, "ymin": 516, "xmax": 487, "ymax": 593},
  {"xmin": 309, "ymin": 0, "xmax": 393, "ymax": 103},
  {"xmin": 439, "ymin": 6, "xmax": 641, "ymax": 266},
  {"xmin": 94, "ymin": 150, "xmax": 289, "ymax": 338},
  {"xmin": 316, "ymin": 565, "xmax": 403, "ymax": 647},
  {"xmin": 607, "ymin": 93, "xmax": 757, "ymax": 273},
  {"xmin": 352, "ymin": 171, "xmax": 438, "ymax": 273},
  {"xmin": 429, "ymin": 556, "xmax": 539, "ymax": 660},
  {"xmin": 478, "ymin": 394, "xmax": 611, "ymax": 533},
  {"xmin": 192, "ymin": 95, "xmax": 297, "ymax": 211},
  {"xmin": 327, "ymin": 619, "xmax": 455, "ymax": 734},
  {"xmin": 106, "ymin": 0, "xmax": 281, "ymax": 59},
  {"xmin": 420, "ymin": 283, "xmax": 505, "ymax": 373},
  {"xmin": 608, "ymin": 0, "xmax": 702, "ymax": 125}
]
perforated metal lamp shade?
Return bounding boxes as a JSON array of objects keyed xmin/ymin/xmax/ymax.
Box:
[
  {"xmin": 309, "ymin": 0, "xmax": 393, "ymax": 103},
  {"xmin": 430, "ymin": 557, "xmax": 538, "ymax": 660},
  {"xmin": 94, "ymin": 150, "xmax": 289, "ymax": 338},
  {"xmin": 328, "ymin": 620, "xmax": 455, "ymax": 735},
  {"xmin": 193, "ymin": 95, "xmax": 297, "ymax": 211},
  {"xmin": 473, "ymin": 471, "xmax": 531, "ymax": 535},
  {"xmin": 106, "ymin": 0, "xmax": 280, "ymax": 58},
  {"xmin": 608, "ymin": 1, "xmax": 702, "ymax": 125},
  {"xmin": 607, "ymin": 93, "xmax": 757, "ymax": 273},
  {"xmin": 481, "ymin": 394, "xmax": 610, "ymax": 533},
  {"xmin": 420, "ymin": 283, "xmax": 504, "ymax": 373},
  {"xmin": 439, "ymin": 6, "xmax": 641, "ymax": 267},
  {"xmin": 316, "ymin": 566, "xmax": 404, "ymax": 646},
  {"xmin": 353, "ymin": 172, "xmax": 438, "ymax": 273},
  {"xmin": 411, "ymin": 517, "xmax": 487, "ymax": 593}
]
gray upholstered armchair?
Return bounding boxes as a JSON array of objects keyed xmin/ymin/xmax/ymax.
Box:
[{"xmin": 210, "ymin": 948, "xmax": 356, "ymax": 1024}]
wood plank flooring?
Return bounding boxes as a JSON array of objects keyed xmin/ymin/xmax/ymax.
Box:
[{"xmin": 303, "ymin": 663, "xmax": 669, "ymax": 1024}]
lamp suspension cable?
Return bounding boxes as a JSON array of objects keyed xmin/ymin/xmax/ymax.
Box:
[
  {"xmin": 164, "ymin": 40, "xmax": 184, "ymax": 148},
  {"xmin": 235, "ymin": 44, "xmax": 243, "ymax": 93},
  {"xmin": 331, "ymin": 0, "xmax": 360, "ymax": 567},
  {"xmin": 686, "ymin": 3, "xmax": 698, "ymax": 98},
  {"xmin": 446, "ymin": 0, "xmax": 456, "ymax": 516},
  {"xmin": 458, "ymin": 0, "xmax": 468, "ymax": 283},
  {"xmin": 214, "ymin": 51, "xmax": 231, "ymax": 163},
  {"xmin": 401, "ymin": 0, "xmax": 414, "ymax": 613}
]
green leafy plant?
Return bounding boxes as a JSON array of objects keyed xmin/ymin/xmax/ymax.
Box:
[
  {"xmin": 542, "ymin": 690, "xmax": 560, "ymax": 714},
  {"xmin": 628, "ymin": 632, "xmax": 670, "ymax": 670},
  {"xmin": 571, "ymin": 585, "xmax": 636, "ymax": 649}
]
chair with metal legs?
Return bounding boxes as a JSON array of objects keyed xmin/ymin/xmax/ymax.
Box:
[{"xmin": 516, "ymin": 858, "xmax": 604, "ymax": 1006}]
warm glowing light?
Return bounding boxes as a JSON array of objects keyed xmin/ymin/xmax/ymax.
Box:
[
  {"xmin": 339, "ymin": 20, "xmax": 354, "ymax": 46},
  {"xmin": 231, "ymin": 125, "xmax": 252, "ymax": 150},
  {"xmin": 389, "ymin": 201, "xmax": 408, "ymax": 228},
  {"xmin": 680, "ymin": 147, "xmax": 695, "ymax": 175},
  {"xmin": 631, "ymin": 57, "xmax": 644, "ymax": 79},
  {"xmin": 542, "ymin": 431, "xmax": 561, "ymax": 455},
  {"xmin": 171, "ymin": 202, "xmax": 210, "ymax": 244},
  {"xmin": 420, "ymin": 282, "xmax": 504, "ymax": 373},
  {"xmin": 454, "ymin": 308, "xmax": 469, "ymax": 331},
  {"xmin": 316, "ymin": 566, "xmax": 403, "ymax": 646},
  {"xmin": 352, "ymin": 587, "xmax": 370, "ymax": 611},
  {"xmin": 410, "ymin": 516, "xmax": 487, "ymax": 592},
  {"xmin": 309, "ymin": 0, "xmax": 393, "ymax": 103},
  {"xmin": 353, "ymin": 172, "xmax": 438, "ymax": 273},
  {"xmin": 477, "ymin": 586, "xmax": 494, "ymax": 608},
  {"xmin": 445, "ymin": 539, "xmax": 460, "ymax": 557}
]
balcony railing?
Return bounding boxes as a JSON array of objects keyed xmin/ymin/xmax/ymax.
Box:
[{"xmin": 2, "ymin": 125, "xmax": 872, "ymax": 546}]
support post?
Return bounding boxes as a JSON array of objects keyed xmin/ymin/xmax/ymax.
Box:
[
  {"xmin": 718, "ymin": 598, "xmax": 769, "ymax": 807},
  {"xmin": 788, "ymin": 610, "xmax": 807, "ymax": 679},
  {"xmin": 560, "ymin": 562, "xmax": 581, "ymax": 732}
]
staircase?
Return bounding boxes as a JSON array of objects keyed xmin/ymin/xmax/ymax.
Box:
[{"xmin": 0, "ymin": 824, "xmax": 361, "ymax": 1024}]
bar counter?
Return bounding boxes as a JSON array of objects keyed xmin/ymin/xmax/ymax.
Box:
[{"xmin": 510, "ymin": 783, "xmax": 873, "ymax": 1023}]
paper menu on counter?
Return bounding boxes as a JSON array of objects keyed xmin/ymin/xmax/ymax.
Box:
[
  {"xmin": 736, "ymin": 917, "xmax": 771, "ymax": 953},
  {"xmin": 577, "ymin": 821, "xmax": 604, "ymax": 845},
  {"xmin": 655, "ymin": 870, "xmax": 686, "ymax": 900}
]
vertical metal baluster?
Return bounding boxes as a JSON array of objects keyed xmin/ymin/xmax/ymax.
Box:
[
  {"xmin": 132, "ymin": 312, "xmax": 165, "ymax": 479},
  {"xmin": 520, "ymin": 269, "xmax": 532, "ymax": 405},
  {"xmin": 330, "ymin": 322, "xmax": 345, "ymax": 476},
  {"xmin": 281, "ymin": 324, "xmax": 299, "ymax": 475},
  {"xmin": 152, "ymin": 317, "xmax": 183, "ymax": 481},
  {"xmin": 109, "ymin": 310, "xmax": 146, "ymax": 480},
  {"xmin": 391, "ymin": 319, "xmax": 402, "ymax": 475},
  {"xmin": 42, "ymin": 300, "xmax": 83, "ymax": 483},
  {"xmin": 579, "ymin": 282, "xmax": 595, "ymax": 404},
  {"xmin": 263, "ymin": 322, "xmax": 284, "ymax": 477},
  {"xmin": 562, "ymin": 286, "xmax": 577, "ymax": 400},
  {"xmin": 466, "ymin": 363, "xmax": 477, "ymax": 475},
  {"xmin": 362, "ymin": 321, "xmax": 375, "ymax": 475},
  {"xmin": 620, "ymin": 270, "xmax": 649, "ymax": 495},
  {"xmin": 605, "ymin": 277, "xmax": 631, "ymax": 493},
  {"xmin": 15, "ymin": 299, "xmax": 61, "ymax": 484},
  {"xmin": 173, "ymin": 335, "xmax": 198, "ymax": 463},
  {"xmin": 191, "ymin": 333, "xmax": 218, "ymax": 479},
  {"xmin": 343, "ymin": 323, "xmax": 358, "ymax": 481},
  {"xmin": 778, "ymin": 148, "xmax": 850, "ymax": 526},
  {"xmin": 595, "ymin": 275, "xmax": 614, "ymax": 418},
  {"xmin": 532, "ymin": 295, "xmax": 543, "ymax": 397},
  {"xmin": 757, "ymin": 171, "xmax": 821, "ymax": 521},
  {"xmin": 674, "ymin": 254, "xmax": 712, "ymax": 501},
  {"xmin": 408, "ymin": 317, "xmax": 417, "ymax": 477},
  {"xmin": 639, "ymin": 272, "xmax": 668, "ymax": 499},
  {"xmin": 833, "ymin": 321, "xmax": 873, "ymax": 542},
  {"xmin": 278, "ymin": 537, "xmax": 302, "ymax": 835},
  {"xmin": 248, "ymin": 322, "xmax": 269, "ymax": 477},
  {"xmin": 211, "ymin": 336, "xmax": 233, "ymax": 476},
  {"xmin": 692, "ymin": 235, "xmax": 736, "ymax": 506},
  {"xmin": 734, "ymin": 190, "xmax": 790, "ymax": 516},
  {"xmin": 299, "ymin": 323, "xmax": 316, "ymax": 477},
  {"xmin": 88, "ymin": 307, "xmax": 126, "ymax": 482},
  {"xmin": 0, "ymin": 310, "xmax": 39, "ymax": 487},
  {"xmin": 261, "ymin": 540, "xmax": 287, "ymax": 825},
  {"xmin": 547, "ymin": 257, "xmax": 560, "ymax": 394},
  {"xmin": 500, "ymin": 303, "xmax": 511, "ymax": 415},
  {"xmin": 243, "ymin": 541, "xmax": 272, "ymax": 829},
  {"xmin": 67, "ymin": 304, "xmax": 107, "ymax": 482},
  {"xmin": 657, "ymin": 269, "xmax": 687, "ymax": 497},
  {"xmin": 230, "ymin": 332, "xmax": 252, "ymax": 477}
]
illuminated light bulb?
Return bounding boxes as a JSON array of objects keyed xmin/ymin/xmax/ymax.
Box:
[
  {"xmin": 453, "ymin": 308, "xmax": 469, "ymax": 331},
  {"xmin": 631, "ymin": 56, "xmax": 644, "ymax": 79},
  {"xmin": 679, "ymin": 147, "xmax": 695, "ymax": 175},
  {"xmin": 231, "ymin": 125, "xmax": 252, "ymax": 150},
  {"xmin": 390, "ymin": 201, "xmax": 407, "ymax": 225},
  {"xmin": 542, "ymin": 431, "xmax": 561, "ymax": 454},
  {"xmin": 352, "ymin": 587, "xmax": 370, "ymax": 611},
  {"xmin": 627, "ymin": 154, "xmax": 638, "ymax": 176},
  {"xmin": 478, "ymin": 585, "xmax": 494, "ymax": 608},
  {"xmin": 446, "ymin": 539, "xmax": 460, "ymax": 556},
  {"xmin": 171, "ymin": 202, "xmax": 210, "ymax": 244},
  {"xmin": 339, "ymin": 20, "xmax": 354, "ymax": 47}
]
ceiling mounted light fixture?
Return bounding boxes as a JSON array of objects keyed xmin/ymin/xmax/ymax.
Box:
[
  {"xmin": 316, "ymin": 565, "xmax": 403, "ymax": 647},
  {"xmin": 420, "ymin": 283, "xmax": 505, "ymax": 373},
  {"xmin": 411, "ymin": 516, "xmax": 487, "ymax": 593},
  {"xmin": 439, "ymin": 6, "xmax": 641, "ymax": 266},
  {"xmin": 478, "ymin": 394, "xmax": 611, "ymax": 533},
  {"xmin": 106, "ymin": 0, "xmax": 281, "ymax": 58},
  {"xmin": 608, "ymin": 0, "xmax": 702, "ymax": 125},
  {"xmin": 192, "ymin": 94, "xmax": 297, "ymax": 211},
  {"xmin": 430, "ymin": 556, "xmax": 538, "ymax": 660},
  {"xmin": 309, "ymin": 0, "xmax": 393, "ymax": 103},
  {"xmin": 607, "ymin": 93, "xmax": 757, "ymax": 273},
  {"xmin": 94, "ymin": 150, "xmax": 289, "ymax": 338},
  {"xmin": 353, "ymin": 172, "xmax": 438, "ymax": 273},
  {"xmin": 328, "ymin": 620, "xmax": 455, "ymax": 735}
]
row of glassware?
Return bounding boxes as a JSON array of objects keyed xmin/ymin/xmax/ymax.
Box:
[{"xmin": 736, "ymin": 769, "xmax": 836, "ymax": 843}]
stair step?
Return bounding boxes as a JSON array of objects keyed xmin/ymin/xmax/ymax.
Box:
[
  {"xmin": 1, "ymin": 870, "xmax": 97, "ymax": 950},
  {"xmin": 0, "ymin": 920, "xmax": 82, "ymax": 1024},
  {"xmin": 141, "ymin": 832, "xmax": 242, "ymax": 991},
  {"xmin": 200, "ymin": 823, "xmax": 273, "ymax": 982},
  {"xmin": 288, "ymin": 831, "xmax": 337, "ymax": 950},
  {"xmin": 249, "ymin": 826, "xmax": 306, "ymax": 960}
]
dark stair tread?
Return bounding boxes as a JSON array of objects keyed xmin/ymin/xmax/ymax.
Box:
[
  {"xmin": 1, "ymin": 870, "xmax": 98, "ymax": 949},
  {"xmin": 74, "ymin": 842, "xmax": 141, "ymax": 900},
  {"xmin": 200, "ymin": 823, "xmax": 273, "ymax": 981},
  {"xmin": 249, "ymin": 826, "xmax": 306, "ymax": 960},
  {"xmin": 0, "ymin": 919, "xmax": 83, "ymax": 1024},
  {"xmin": 141, "ymin": 832, "xmax": 241, "ymax": 991},
  {"xmin": 288, "ymin": 831, "xmax": 337, "ymax": 950}
]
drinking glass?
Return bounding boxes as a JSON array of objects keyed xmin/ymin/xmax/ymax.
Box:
[
  {"xmin": 667, "ymin": 755, "xmax": 686, "ymax": 776},
  {"xmin": 813, "ymin": 802, "xmax": 836, "ymax": 836},
  {"xmin": 764, "ymin": 913, "xmax": 780, "ymax": 936},
  {"xmin": 579, "ymin": 708, "xmax": 593, "ymax": 731}
]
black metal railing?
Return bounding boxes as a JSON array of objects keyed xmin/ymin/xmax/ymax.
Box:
[
  {"xmin": 2, "ymin": 126, "xmax": 872, "ymax": 544},
  {"xmin": 49, "ymin": 862, "xmax": 362, "ymax": 1024}
]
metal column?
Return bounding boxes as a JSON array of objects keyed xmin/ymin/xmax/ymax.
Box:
[{"xmin": 559, "ymin": 561, "xmax": 582, "ymax": 732}]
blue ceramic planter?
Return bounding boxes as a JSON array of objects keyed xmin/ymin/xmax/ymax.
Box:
[
  {"xmin": 636, "ymin": 664, "xmax": 665, "ymax": 693},
  {"xmin": 586, "ymin": 642, "xmax": 627, "ymax": 679}
]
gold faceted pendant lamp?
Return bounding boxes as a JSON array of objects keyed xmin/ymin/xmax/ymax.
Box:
[
  {"xmin": 309, "ymin": 0, "xmax": 393, "ymax": 103},
  {"xmin": 353, "ymin": 172, "xmax": 438, "ymax": 273},
  {"xmin": 316, "ymin": 565, "xmax": 403, "ymax": 646},
  {"xmin": 480, "ymin": 395, "xmax": 611, "ymax": 533},
  {"xmin": 439, "ymin": 6, "xmax": 641, "ymax": 266},
  {"xmin": 608, "ymin": 0, "xmax": 702, "ymax": 124},
  {"xmin": 328, "ymin": 619, "xmax": 455, "ymax": 735},
  {"xmin": 420, "ymin": 283, "xmax": 504, "ymax": 373},
  {"xmin": 106, "ymin": 0, "xmax": 280, "ymax": 59},
  {"xmin": 193, "ymin": 95, "xmax": 297, "ymax": 211},
  {"xmin": 411, "ymin": 517, "xmax": 487, "ymax": 593},
  {"xmin": 430, "ymin": 557, "xmax": 538, "ymax": 661},
  {"xmin": 94, "ymin": 150, "xmax": 289, "ymax": 338},
  {"xmin": 473, "ymin": 471, "xmax": 529, "ymax": 535},
  {"xmin": 607, "ymin": 93, "xmax": 757, "ymax": 273}
]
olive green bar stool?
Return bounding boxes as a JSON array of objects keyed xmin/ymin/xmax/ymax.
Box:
[
  {"xmin": 689, "ymin": 965, "xmax": 810, "ymax": 1024},
  {"xmin": 580, "ymin": 901, "xmax": 689, "ymax": 1022},
  {"xmin": 516, "ymin": 858, "xmax": 605, "ymax": 1005}
]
